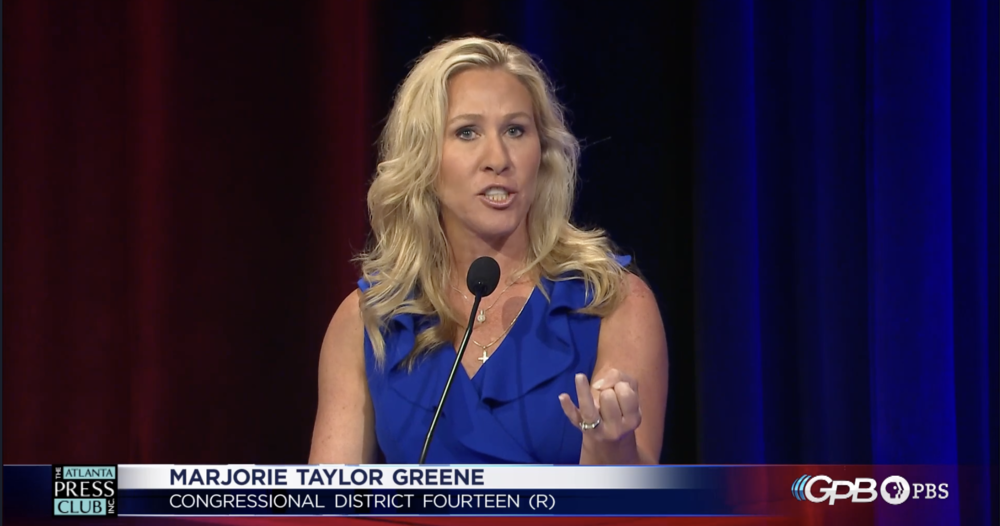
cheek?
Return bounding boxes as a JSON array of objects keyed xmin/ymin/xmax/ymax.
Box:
[
  {"xmin": 437, "ymin": 149, "xmax": 468, "ymax": 201},
  {"xmin": 438, "ymin": 148, "xmax": 458, "ymax": 186},
  {"xmin": 519, "ymin": 147, "xmax": 542, "ymax": 197}
]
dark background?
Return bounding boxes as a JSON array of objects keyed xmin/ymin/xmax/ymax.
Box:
[{"xmin": 4, "ymin": 2, "xmax": 997, "ymax": 524}]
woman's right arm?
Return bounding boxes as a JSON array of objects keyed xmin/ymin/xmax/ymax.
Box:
[{"xmin": 308, "ymin": 289, "xmax": 378, "ymax": 463}]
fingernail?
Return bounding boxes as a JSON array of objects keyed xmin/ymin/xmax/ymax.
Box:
[{"xmin": 593, "ymin": 380, "xmax": 604, "ymax": 389}]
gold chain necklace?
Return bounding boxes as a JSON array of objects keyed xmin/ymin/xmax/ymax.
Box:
[
  {"xmin": 451, "ymin": 277, "xmax": 521, "ymax": 324},
  {"xmin": 463, "ymin": 289, "xmax": 532, "ymax": 364}
]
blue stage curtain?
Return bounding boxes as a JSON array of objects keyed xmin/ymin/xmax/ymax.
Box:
[{"xmin": 693, "ymin": 0, "xmax": 997, "ymax": 524}]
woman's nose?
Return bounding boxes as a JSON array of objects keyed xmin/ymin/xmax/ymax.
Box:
[{"xmin": 481, "ymin": 133, "xmax": 511, "ymax": 175}]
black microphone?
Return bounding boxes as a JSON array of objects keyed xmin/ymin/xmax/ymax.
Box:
[{"xmin": 418, "ymin": 256, "xmax": 501, "ymax": 464}]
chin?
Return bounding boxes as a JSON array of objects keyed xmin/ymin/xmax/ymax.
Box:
[
  {"xmin": 472, "ymin": 219, "xmax": 524, "ymax": 241},
  {"xmin": 476, "ymin": 227, "xmax": 519, "ymax": 241}
]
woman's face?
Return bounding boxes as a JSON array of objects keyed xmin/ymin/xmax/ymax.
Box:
[{"xmin": 437, "ymin": 68, "xmax": 541, "ymax": 245}]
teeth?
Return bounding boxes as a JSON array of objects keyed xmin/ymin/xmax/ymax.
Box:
[{"xmin": 484, "ymin": 188, "xmax": 509, "ymax": 202}]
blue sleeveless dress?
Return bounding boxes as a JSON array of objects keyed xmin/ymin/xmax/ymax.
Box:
[{"xmin": 358, "ymin": 255, "xmax": 630, "ymax": 464}]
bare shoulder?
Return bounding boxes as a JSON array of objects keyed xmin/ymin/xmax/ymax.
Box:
[
  {"xmin": 317, "ymin": 289, "xmax": 365, "ymax": 372},
  {"xmin": 318, "ymin": 287, "xmax": 366, "ymax": 376},
  {"xmin": 596, "ymin": 272, "xmax": 668, "ymax": 369},
  {"xmin": 317, "ymin": 290, "xmax": 366, "ymax": 378},
  {"xmin": 602, "ymin": 273, "xmax": 664, "ymax": 338},
  {"xmin": 329, "ymin": 289, "xmax": 363, "ymax": 332}
]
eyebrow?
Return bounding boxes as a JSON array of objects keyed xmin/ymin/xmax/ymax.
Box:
[{"xmin": 447, "ymin": 112, "xmax": 533, "ymax": 125}]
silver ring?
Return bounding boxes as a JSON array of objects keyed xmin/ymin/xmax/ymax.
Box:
[{"xmin": 579, "ymin": 417, "xmax": 601, "ymax": 431}]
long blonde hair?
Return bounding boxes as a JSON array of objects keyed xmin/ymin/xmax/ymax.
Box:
[{"xmin": 359, "ymin": 37, "xmax": 628, "ymax": 368}]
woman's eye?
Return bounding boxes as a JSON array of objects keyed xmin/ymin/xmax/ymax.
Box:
[
  {"xmin": 506, "ymin": 126, "xmax": 525, "ymax": 138},
  {"xmin": 456, "ymin": 128, "xmax": 477, "ymax": 140}
]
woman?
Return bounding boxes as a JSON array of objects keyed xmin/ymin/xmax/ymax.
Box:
[{"xmin": 309, "ymin": 37, "xmax": 668, "ymax": 465}]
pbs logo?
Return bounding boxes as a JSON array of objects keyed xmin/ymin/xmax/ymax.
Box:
[
  {"xmin": 792, "ymin": 474, "xmax": 948, "ymax": 505},
  {"xmin": 877, "ymin": 476, "xmax": 950, "ymax": 504},
  {"xmin": 879, "ymin": 475, "xmax": 910, "ymax": 505}
]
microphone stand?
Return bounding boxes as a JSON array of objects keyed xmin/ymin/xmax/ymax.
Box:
[{"xmin": 418, "ymin": 294, "xmax": 482, "ymax": 465}]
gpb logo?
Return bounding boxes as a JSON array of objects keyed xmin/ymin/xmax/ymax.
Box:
[{"xmin": 791, "ymin": 475, "xmax": 878, "ymax": 505}]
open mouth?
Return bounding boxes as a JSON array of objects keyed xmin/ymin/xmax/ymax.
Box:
[
  {"xmin": 483, "ymin": 187, "xmax": 512, "ymax": 203},
  {"xmin": 480, "ymin": 187, "xmax": 516, "ymax": 208}
]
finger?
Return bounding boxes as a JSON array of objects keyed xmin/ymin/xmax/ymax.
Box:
[
  {"xmin": 591, "ymin": 369, "xmax": 622, "ymax": 390},
  {"xmin": 575, "ymin": 373, "xmax": 600, "ymax": 422},
  {"xmin": 599, "ymin": 387, "xmax": 624, "ymax": 425},
  {"xmin": 615, "ymin": 381, "xmax": 641, "ymax": 421},
  {"xmin": 617, "ymin": 371, "xmax": 639, "ymax": 392},
  {"xmin": 592, "ymin": 368, "xmax": 639, "ymax": 392},
  {"xmin": 558, "ymin": 393, "xmax": 580, "ymax": 424}
]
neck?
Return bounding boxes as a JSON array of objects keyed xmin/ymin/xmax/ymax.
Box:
[{"xmin": 446, "ymin": 226, "xmax": 531, "ymax": 292}]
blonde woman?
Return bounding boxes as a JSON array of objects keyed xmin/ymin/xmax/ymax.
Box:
[{"xmin": 309, "ymin": 37, "xmax": 668, "ymax": 465}]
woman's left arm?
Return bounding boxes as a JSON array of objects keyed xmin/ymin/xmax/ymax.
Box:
[{"xmin": 559, "ymin": 273, "xmax": 669, "ymax": 465}]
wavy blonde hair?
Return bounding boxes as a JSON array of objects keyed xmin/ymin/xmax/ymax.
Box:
[{"xmin": 359, "ymin": 37, "xmax": 628, "ymax": 368}]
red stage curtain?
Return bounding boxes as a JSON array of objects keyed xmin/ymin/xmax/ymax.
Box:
[{"xmin": 4, "ymin": 0, "xmax": 371, "ymax": 463}]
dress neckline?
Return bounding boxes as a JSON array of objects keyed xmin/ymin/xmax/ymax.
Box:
[{"xmin": 457, "ymin": 286, "xmax": 536, "ymax": 381}]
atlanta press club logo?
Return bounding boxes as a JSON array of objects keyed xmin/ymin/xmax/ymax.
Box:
[
  {"xmin": 52, "ymin": 465, "xmax": 118, "ymax": 517},
  {"xmin": 791, "ymin": 474, "xmax": 949, "ymax": 505}
]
